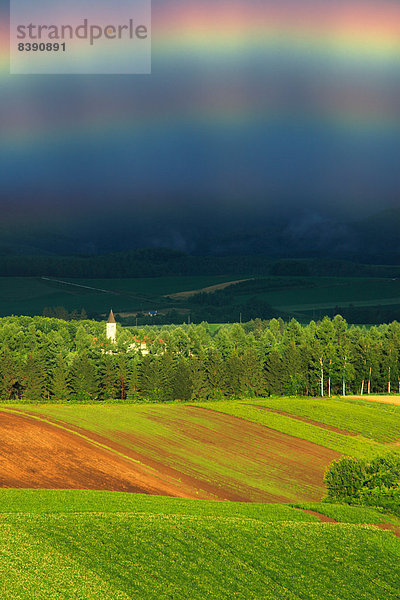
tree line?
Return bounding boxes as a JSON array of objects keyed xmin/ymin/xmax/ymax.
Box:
[
  {"xmin": 0, "ymin": 248, "xmax": 398, "ymax": 279},
  {"xmin": 0, "ymin": 315, "xmax": 400, "ymax": 403}
]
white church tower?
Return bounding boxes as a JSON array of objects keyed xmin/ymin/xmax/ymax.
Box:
[{"xmin": 106, "ymin": 309, "xmax": 117, "ymax": 343}]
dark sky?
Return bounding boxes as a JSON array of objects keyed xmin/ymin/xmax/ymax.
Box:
[{"xmin": 1, "ymin": 0, "xmax": 399, "ymax": 255}]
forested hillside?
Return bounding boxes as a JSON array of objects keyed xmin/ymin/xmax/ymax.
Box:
[
  {"xmin": 0, "ymin": 249, "xmax": 399, "ymax": 279},
  {"xmin": 0, "ymin": 315, "xmax": 400, "ymax": 402}
]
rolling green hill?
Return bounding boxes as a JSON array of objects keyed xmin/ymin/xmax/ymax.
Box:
[
  {"xmin": 3, "ymin": 397, "xmax": 400, "ymax": 502},
  {"xmin": 250, "ymin": 397, "xmax": 400, "ymax": 443},
  {"xmin": 1, "ymin": 398, "xmax": 400, "ymax": 598},
  {"xmin": 0, "ymin": 489, "xmax": 399, "ymax": 600},
  {"xmin": 1, "ymin": 273, "xmax": 399, "ymax": 324}
]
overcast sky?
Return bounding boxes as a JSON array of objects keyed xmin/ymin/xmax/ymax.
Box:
[{"xmin": 1, "ymin": 0, "xmax": 399, "ymax": 254}]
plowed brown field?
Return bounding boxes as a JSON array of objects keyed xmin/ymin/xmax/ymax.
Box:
[
  {"xmin": 0, "ymin": 411, "xmax": 202, "ymax": 498},
  {"xmin": 0, "ymin": 407, "xmax": 341, "ymax": 502}
]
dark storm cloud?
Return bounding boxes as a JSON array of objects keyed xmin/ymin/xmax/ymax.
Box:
[{"xmin": 0, "ymin": 0, "xmax": 399, "ymax": 257}]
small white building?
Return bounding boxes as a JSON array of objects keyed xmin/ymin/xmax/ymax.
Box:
[
  {"xmin": 106, "ymin": 309, "xmax": 117, "ymax": 343},
  {"xmin": 105, "ymin": 309, "xmax": 149, "ymax": 355},
  {"xmin": 128, "ymin": 337, "xmax": 149, "ymax": 355}
]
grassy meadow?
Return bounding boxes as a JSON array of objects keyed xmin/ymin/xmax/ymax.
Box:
[
  {"xmin": 1, "ymin": 397, "xmax": 400, "ymax": 598},
  {"xmin": 1, "ymin": 274, "xmax": 400, "ymax": 320},
  {"xmin": 0, "ymin": 489, "xmax": 399, "ymax": 600},
  {"xmin": 251, "ymin": 396, "xmax": 400, "ymax": 442},
  {"xmin": 0, "ymin": 275, "xmax": 242, "ymax": 317},
  {"xmin": 190, "ymin": 399, "xmax": 400, "ymax": 460}
]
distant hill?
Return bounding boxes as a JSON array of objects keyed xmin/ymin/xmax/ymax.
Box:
[
  {"xmin": 0, "ymin": 249, "xmax": 399, "ymax": 280},
  {"xmin": 0, "ymin": 208, "xmax": 399, "ymax": 267},
  {"xmin": 353, "ymin": 208, "xmax": 400, "ymax": 263}
]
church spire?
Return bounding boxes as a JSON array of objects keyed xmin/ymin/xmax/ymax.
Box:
[
  {"xmin": 107, "ymin": 309, "xmax": 116, "ymax": 324},
  {"xmin": 106, "ymin": 309, "xmax": 117, "ymax": 343}
]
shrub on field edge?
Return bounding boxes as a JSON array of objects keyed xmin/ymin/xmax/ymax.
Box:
[{"xmin": 324, "ymin": 454, "xmax": 400, "ymax": 515}]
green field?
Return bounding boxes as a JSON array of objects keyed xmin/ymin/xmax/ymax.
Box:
[
  {"xmin": 2, "ymin": 403, "xmax": 338, "ymax": 502},
  {"xmin": 5, "ymin": 397, "xmax": 400, "ymax": 502},
  {"xmin": 237, "ymin": 277, "xmax": 400, "ymax": 311},
  {"xmin": 0, "ymin": 275, "xmax": 243, "ymax": 317},
  {"xmin": 0, "ymin": 489, "xmax": 399, "ymax": 600},
  {"xmin": 1, "ymin": 274, "xmax": 399, "ymax": 320},
  {"xmin": 1, "ymin": 398, "xmax": 400, "ymax": 598},
  {"xmin": 194, "ymin": 400, "xmax": 398, "ymax": 460},
  {"xmin": 251, "ymin": 397, "xmax": 400, "ymax": 443},
  {"xmin": 0, "ymin": 489, "xmax": 315, "ymax": 520}
]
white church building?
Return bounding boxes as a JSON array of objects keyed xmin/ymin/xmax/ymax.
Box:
[
  {"xmin": 106, "ymin": 310, "xmax": 149, "ymax": 355},
  {"xmin": 106, "ymin": 309, "xmax": 117, "ymax": 343}
]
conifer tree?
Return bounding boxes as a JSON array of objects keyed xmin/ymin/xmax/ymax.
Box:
[
  {"xmin": 204, "ymin": 348, "xmax": 226, "ymax": 399},
  {"xmin": 115, "ymin": 353, "xmax": 131, "ymax": 401},
  {"xmin": 241, "ymin": 347, "xmax": 266, "ymax": 396},
  {"xmin": 139, "ymin": 354, "xmax": 174, "ymax": 402},
  {"xmin": 126, "ymin": 355, "xmax": 142, "ymax": 402},
  {"xmin": 265, "ymin": 350, "xmax": 283, "ymax": 394},
  {"xmin": 0, "ymin": 348, "xmax": 17, "ymax": 401},
  {"xmin": 22, "ymin": 352, "xmax": 47, "ymax": 403},
  {"xmin": 172, "ymin": 357, "xmax": 193, "ymax": 401},
  {"xmin": 99, "ymin": 354, "xmax": 118, "ymax": 401},
  {"xmin": 225, "ymin": 352, "xmax": 244, "ymax": 398},
  {"xmin": 51, "ymin": 353, "xmax": 71, "ymax": 402},
  {"xmin": 70, "ymin": 352, "xmax": 99, "ymax": 401},
  {"xmin": 189, "ymin": 354, "xmax": 210, "ymax": 400}
]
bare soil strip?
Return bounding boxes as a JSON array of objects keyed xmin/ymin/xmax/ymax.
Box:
[
  {"xmin": 298, "ymin": 509, "xmax": 337, "ymax": 523},
  {"xmin": 297, "ymin": 508, "xmax": 400, "ymax": 537},
  {"xmin": 167, "ymin": 279, "xmax": 254, "ymax": 299},
  {"xmin": 376, "ymin": 522, "xmax": 400, "ymax": 537},
  {"xmin": 249, "ymin": 405, "xmax": 356, "ymax": 436}
]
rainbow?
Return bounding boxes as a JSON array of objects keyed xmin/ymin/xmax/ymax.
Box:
[
  {"xmin": 1, "ymin": 0, "xmax": 400, "ymax": 146},
  {"xmin": 153, "ymin": 1, "xmax": 400, "ymax": 60}
]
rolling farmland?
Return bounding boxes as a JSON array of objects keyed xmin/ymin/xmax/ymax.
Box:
[
  {"xmin": 192, "ymin": 400, "xmax": 398, "ymax": 460},
  {"xmin": 1, "ymin": 274, "xmax": 399, "ymax": 322},
  {"xmin": 249, "ymin": 397, "xmax": 400, "ymax": 443},
  {"xmin": 1, "ymin": 397, "xmax": 399, "ymax": 501},
  {"xmin": 0, "ymin": 405, "xmax": 341, "ymax": 502},
  {"xmin": 1, "ymin": 397, "xmax": 400, "ymax": 598},
  {"xmin": 0, "ymin": 275, "xmax": 244, "ymax": 317},
  {"xmin": 0, "ymin": 490, "xmax": 399, "ymax": 600}
]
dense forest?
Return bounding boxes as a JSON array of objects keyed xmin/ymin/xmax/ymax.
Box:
[
  {"xmin": 0, "ymin": 315, "xmax": 400, "ymax": 403},
  {"xmin": 1, "ymin": 248, "xmax": 399, "ymax": 278}
]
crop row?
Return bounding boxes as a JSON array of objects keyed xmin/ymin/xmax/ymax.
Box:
[
  {"xmin": 251, "ymin": 397, "xmax": 400, "ymax": 443},
  {"xmin": 0, "ymin": 513, "xmax": 399, "ymax": 599}
]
